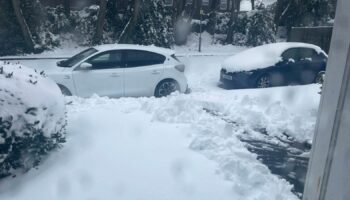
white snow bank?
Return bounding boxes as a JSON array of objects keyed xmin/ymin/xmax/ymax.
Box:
[
  {"xmin": 222, "ymin": 42, "xmax": 325, "ymax": 72},
  {"xmin": 0, "ymin": 96, "xmax": 298, "ymax": 200},
  {"xmin": 0, "ymin": 63, "xmax": 65, "ymax": 137}
]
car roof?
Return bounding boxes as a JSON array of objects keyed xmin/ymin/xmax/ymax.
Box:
[
  {"xmin": 94, "ymin": 44, "xmax": 175, "ymax": 56},
  {"xmin": 222, "ymin": 42, "xmax": 327, "ymax": 72}
]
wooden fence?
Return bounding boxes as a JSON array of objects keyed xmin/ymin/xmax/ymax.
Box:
[{"xmin": 288, "ymin": 26, "xmax": 333, "ymax": 53}]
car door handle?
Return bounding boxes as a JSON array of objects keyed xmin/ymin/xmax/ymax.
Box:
[
  {"xmin": 110, "ymin": 73, "xmax": 121, "ymax": 77},
  {"xmin": 151, "ymin": 70, "xmax": 161, "ymax": 75}
]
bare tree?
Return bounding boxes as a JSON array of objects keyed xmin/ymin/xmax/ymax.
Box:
[
  {"xmin": 93, "ymin": 0, "xmax": 108, "ymax": 44},
  {"xmin": 118, "ymin": 0, "xmax": 141, "ymax": 44},
  {"xmin": 64, "ymin": 0, "xmax": 70, "ymax": 16},
  {"xmin": 174, "ymin": 0, "xmax": 187, "ymax": 18},
  {"xmin": 11, "ymin": 0, "xmax": 34, "ymax": 51},
  {"xmin": 188, "ymin": 0, "xmax": 201, "ymax": 22},
  {"xmin": 251, "ymin": 0, "xmax": 254, "ymax": 10},
  {"xmin": 225, "ymin": 0, "xmax": 241, "ymax": 44}
]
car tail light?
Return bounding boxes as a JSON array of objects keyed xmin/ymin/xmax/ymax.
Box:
[{"xmin": 175, "ymin": 64, "xmax": 185, "ymax": 72}]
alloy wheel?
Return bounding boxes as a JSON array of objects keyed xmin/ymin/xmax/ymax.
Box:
[
  {"xmin": 257, "ymin": 75, "xmax": 271, "ymax": 88},
  {"xmin": 157, "ymin": 81, "xmax": 178, "ymax": 97}
]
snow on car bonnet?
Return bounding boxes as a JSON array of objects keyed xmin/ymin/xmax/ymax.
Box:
[{"xmin": 222, "ymin": 42, "xmax": 324, "ymax": 72}]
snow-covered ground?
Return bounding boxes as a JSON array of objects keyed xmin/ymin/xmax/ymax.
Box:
[{"xmin": 0, "ymin": 42, "xmax": 320, "ymax": 199}]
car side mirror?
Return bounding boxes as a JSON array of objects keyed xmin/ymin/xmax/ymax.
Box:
[
  {"xmin": 80, "ymin": 62, "xmax": 92, "ymax": 69},
  {"xmin": 57, "ymin": 60, "xmax": 67, "ymax": 67}
]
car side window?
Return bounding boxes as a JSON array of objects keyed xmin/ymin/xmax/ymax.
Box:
[
  {"xmin": 125, "ymin": 50, "xmax": 166, "ymax": 68},
  {"xmin": 86, "ymin": 51, "xmax": 123, "ymax": 70},
  {"xmin": 282, "ymin": 48, "xmax": 300, "ymax": 61},
  {"xmin": 299, "ymin": 48, "xmax": 315, "ymax": 60}
]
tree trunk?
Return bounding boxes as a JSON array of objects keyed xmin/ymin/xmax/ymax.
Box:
[
  {"xmin": 251, "ymin": 0, "xmax": 254, "ymax": 10},
  {"xmin": 11, "ymin": 0, "xmax": 34, "ymax": 51},
  {"xmin": 64, "ymin": 0, "xmax": 70, "ymax": 16},
  {"xmin": 225, "ymin": 0, "xmax": 240, "ymax": 44},
  {"xmin": 211, "ymin": 0, "xmax": 220, "ymax": 10},
  {"xmin": 118, "ymin": 0, "xmax": 141, "ymax": 44},
  {"xmin": 93, "ymin": 0, "xmax": 108, "ymax": 44},
  {"xmin": 174, "ymin": 0, "xmax": 187, "ymax": 18},
  {"xmin": 188, "ymin": 0, "xmax": 201, "ymax": 22}
]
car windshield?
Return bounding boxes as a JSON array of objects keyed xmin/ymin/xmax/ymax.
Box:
[{"xmin": 62, "ymin": 48, "xmax": 98, "ymax": 67}]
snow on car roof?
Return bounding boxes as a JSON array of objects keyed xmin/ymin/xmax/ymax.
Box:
[
  {"xmin": 94, "ymin": 44, "xmax": 175, "ymax": 55},
  {"xmin": 222, "ymin": 42, "xmax": 326, "ymax": 72}
]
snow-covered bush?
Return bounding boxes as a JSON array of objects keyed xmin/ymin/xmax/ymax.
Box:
[
  {"xmin": 44, "ymin": 5, "xmax": 100, "ymax": 46},
  {"xmin": 211, "ymin": 12, "xmax": 231, "ymax": 35},
  {"xmin": 0, "ymin": 63, "xmax": 66, "ymax": 178},
  {"xmin": 132, "ymin": 0, "xmax": 174, "ymax": 48},
  {"xmin": 245, "ymin": 9, "xmax": 276, "ymax": 46},
  {"xmin": 229, "ymin": 9, "xmax": 276, "ymax": 47}
]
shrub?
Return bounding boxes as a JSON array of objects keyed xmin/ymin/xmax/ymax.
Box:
[
  {"xmin": 132, "ymin": 0, "xmax": 174, "ymax": 48},
  {"xmin": 229, "ymin": 9, "xmax": 276, "ymax": 47},
  {"xmin": 0, "ymin": 63, "xmax": 66, "ymax": 178}
]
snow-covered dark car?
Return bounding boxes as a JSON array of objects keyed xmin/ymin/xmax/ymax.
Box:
[{"xmin": 220, "ymin": 42, "xmax": 328, "ymax": 89}]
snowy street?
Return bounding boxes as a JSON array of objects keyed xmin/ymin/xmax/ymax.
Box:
[{"xmin": 0, "ymin": 49, "xmax": 320, "ymax": 200}]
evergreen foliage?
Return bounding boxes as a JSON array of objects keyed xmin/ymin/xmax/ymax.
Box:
[
  {"xmin": 275, "ymin": 0, "xmax": 331, "ymax": 28},
  {"xmin": 228, "ymin": 8, "xmax": 276, "ymax": 47},
  {"xmin": 132, "ymin": 0, "xmax": 174, "ymax": 48}
]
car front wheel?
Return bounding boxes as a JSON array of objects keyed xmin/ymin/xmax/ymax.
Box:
[
  {"xmin": 256, "ymin": 74, "xmax": 271, "ymax": 88},
  {"xmin": 155, "ymin": 80, "xmax": 179, "ymax": 97}
]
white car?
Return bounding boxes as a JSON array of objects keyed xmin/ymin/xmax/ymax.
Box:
[{"xmin": 49, "ymin": 44, "xmax": 189, "ymax": 98}]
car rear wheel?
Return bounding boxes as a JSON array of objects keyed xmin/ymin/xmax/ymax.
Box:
[
  {"xmin": 256, "ymin": 74, "xmax": 271, "ymax": 88},
  {"xmin": 155, "ymin": 80, "xmax": 179, "ymax": 97}
]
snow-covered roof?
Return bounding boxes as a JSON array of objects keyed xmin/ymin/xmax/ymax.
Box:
[
  {"xmin": 94, "ymin": 44, "xmax": 175, "ymax": 55},
  {"xmin": 222, "ymin": 42, "xmax": 325, "ymax": 72}
]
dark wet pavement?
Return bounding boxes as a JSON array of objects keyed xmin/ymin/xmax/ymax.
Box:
[{"xmin": 203, "ymin": 108, "xmax": 311, "ymax": 199}]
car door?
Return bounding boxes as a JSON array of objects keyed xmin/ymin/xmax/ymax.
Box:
[
  {"xmin": 72, "ymin": 50, "xmax": 125, "ymax": 98},
  {"xmin": 298, "ymin": 48, "xmax": 327, "ymax": 84},
  {"xmin": 123, "ymin": 50, "xmax": 165, "ymax": 97},
  {"xmin": 279, "ymin": 48, "xmax": 302, "ymax": 84}
]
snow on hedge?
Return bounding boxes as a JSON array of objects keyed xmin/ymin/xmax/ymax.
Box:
[
  {"xmin": 0, "ymin": 62, "xmax": 66, "ymax": 177},
  {"xmin": 222, "ymin": 42, "xmax": 325, "ymax": 72}
]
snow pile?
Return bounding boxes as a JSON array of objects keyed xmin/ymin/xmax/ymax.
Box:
[
  {"xmin": 222, "ymin": 42, "xmax": 325, "ymax": 72},
  {"xmin": 0, "ymin": 94, "xmax": 298, "ymax": 200},
  {"xmin": 0, "ymin": 63, "xmax": 66, "ymax": 177}
]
